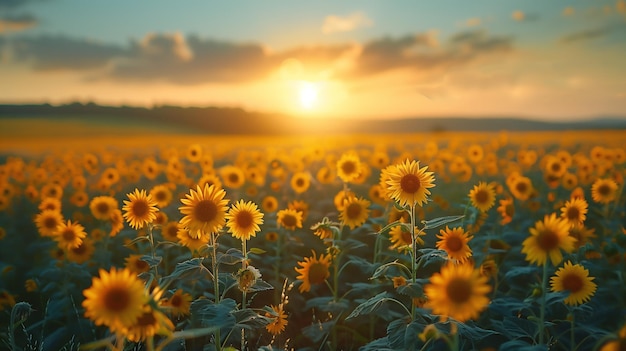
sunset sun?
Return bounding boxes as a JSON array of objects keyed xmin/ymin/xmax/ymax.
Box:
[{"xmin": 298, "ymin": 81, "xmax": 319, "ymax": 110}]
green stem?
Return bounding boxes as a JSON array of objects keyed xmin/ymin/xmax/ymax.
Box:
[
  {"xmin": 538, "ymin": 262, "xmax": 549, "ymax": 345},
  {"xmin": 211, "ymin": 232, "xmax": 221, "ymax": 351},
  {"xmin": 148, "ymin": 224, "xmax": 159, "ymax": 278},
  {"xmin": 241, "ymin": 239, "xmax": 248, "ymax": 351},
  {"xmin": 570, "ymin": 308, "xmax": 575, "ymax": 351},
  {"xmin": 410, "ymin": 203, "xmax": 416, "ymax": 321}
]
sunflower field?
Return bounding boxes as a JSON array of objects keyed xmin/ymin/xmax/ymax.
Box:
[{"xmin": 0, "ymin": 130, "xmax": 625, "ymax": 351}]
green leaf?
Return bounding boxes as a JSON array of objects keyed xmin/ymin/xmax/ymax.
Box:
[
  {"xmin": 163, "ymin": 257, "xmax": 212, "ymax": 281},
  {"xmin": 302, "ymin": 320, "xmax": 336, "ymax": 344},
  {"xmin": 140, "ymin": 254, "xmax": 162, "ymax": 268},
  {"xmin": 217, "ymin": 248, "xmax": 245, "ymax": 265},
  {"xmin": 377, "ymin": 220, "xmax": 402, "ymax": 235},
  {"xmin": 370, "ymin": 261, "xmax": 411, "ymax": 280},
  {"xmin": 124, "ymin": 235, "xmax": 150, "ymax": 247},
  {"xmin": 396, "ymin": 282, "xmax": 423, "ymax": 298},
  {"xmin": 247, "ymin": 279, "xmax": 274, "ymax": 292},
  {"xmin": 232, "ymin": 309, "xmax": 272, "ymax": 329},
  {"xmin": 420, "ymin": 215, "xmax": 464, "ymax": 230},
  {"xmin": 346, "ymin": 292, "xmax": 389, "ymax": 320},
  {"xmin": 248, "ymin": 247, "xmax": 266, "ymax": 255}
]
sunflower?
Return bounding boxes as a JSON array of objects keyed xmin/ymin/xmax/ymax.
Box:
[
  {"xmin": 550, "ymin": 261, "xmax": 597, "ymax": 306},
  {"xmin": 424, "ymin": 262, "xmax": 491, "ymax": 322},
  {"xmin": 288, "ymin": 200, "xmax": 309, "ymax": 221},
  {"xmin": 569, "ymin": 225, "xmax": 596, "ymax": 249},
  {"xmin": 591, "ymin": 178, "xmax": 618, "ymax": 204},
  {"xmin": 123, "ymin": 189, "xmax": 159, "ymax": 230},
  {"xmin": 560, "ymin": 198, "xmax": 588, "ymax": 227},
  {"xmin": 109, "ymin": 209, "xmax": 124, "ymax": 237},
  {"xmin": 82, "ymin": 267, "xmax": 148, "ymax": 331},
  {"xmin": 219, "ymin": 165, "xmax": 246, "ymax": 189},
  {"xmin": 295, "ymin": 251, "xmax": 332, "ymax": 293},
  {"xmin": 521, "ymin": 213, "xmax": 576, "ymax": 266},
  {"xmin": 290, "ymin": 171, "xmax": 311, "ymax": 194},
  {"xmin": 125, "ymin": 254, "xmax": 150, "ymax": 275},
  {"xmin": 369, "ymin": 151, "xmax": 390, "ymax": 169},
  {"xmin": 225, "ymin": 200, "xmax": 264, "ymax": 241},
  {"xmin": 389, "ymin": 224, "xmax": 424, "ymax": 252},
  {"xmin": 161, "ymin": 221, "xmax": 181, "ymax": 242},
  {"xmin": 39, "ymin": 197, "xmax": 62, "ymax": 212},
  {"xmin": 66, "ymin": 238, "xmax": 95, "ymax": 264},
  {"xmin": 89, "ymin": 196, "xmax": 119, "ymax": 221},
  {"xmin": 265, "ymin": 304, "xmax": 288, "ymax": 335},
  {"xmin": 545, "ymin": 156, "xmax": 567, "ymax": 178},
  {"xmin": 496, "ymin": 198, "xmax": 515, "ymax": 225},
  {"xmin": 179, "ymin": 184, "xmax": 229, "ymax": 237},
  {"xmin": 385, "ymin": 159, "xmax": 435, "ymax": 207},
  {"xmin": 161, "ymin": 289, "xmax": 192, "ymax": 318},
  {"xmin": 509, "ymin": 176, "xmax": 533, "ymax": 201},
  {"xmin": 261, "ymin": 195, "xmax": 279, "ymax": 213},
  {"xmin": 436, "ymin": 226, "xmax": 473, "ymax": 262},
  {"xmin": 40, "ymin": 183, "xmax": 63, "ymax": 199},
  {"xmin": 125, "ymin": 305, "xmax": 174, "ymax": 342},
  {"xmin": 368, "ymin": 184, "xmax": 388, "ymax": 206},
  {"xmin": 336, "ymin": 151, "xmax": 362, "ymax": 183},
  {"xmin": 186, "ymin": 143, "xmax": 203, "ymax": 163},
  {"xmin": 35, "ymin": 209, "xmax": 64, "ymax": 237},
  {"xmin": 198, "ymin": 173, "xmax": 223, "ymax": 190},
  {"xmin": 277, "ymin": 208, "xmax": 303, "ymax": 231},
  {"xmin": 70, "ymin": 191, "xmax": 89, "ymax": 207},
  {"xmin": 468, "ymin": 182, "xmax": 496, "ymax": 212},
  {"xmin": 177, "ymin": 227, "xmax": 211, "ymax": 252},
  {"xmin": 53, "ymin": 220, "xmax": 87, "ymax": 250},
  {"xmin": 150, "ymin": 184, "xmax": 173, "ymax": 208},
  {"xmin": 561, "ymin": 172, "xmax": 578, "ymax": 190},
  {"xmin": 467, "ymin": 144, "xmax": 484, "ymax": 164},
  {"xmin": 316, "ymin": 166, "xmax": 335, "ymax": 184},
  {"xmin": 333, "ymin": 189, "xmax": 356, "ymax": 211},
  {"xmin": 339, "ymin": 196, "xmax": 371, "ymax": 229}
]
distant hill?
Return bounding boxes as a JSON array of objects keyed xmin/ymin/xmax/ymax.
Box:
[{"xmin": 1, "ymin": 102, "xmax": 625, "ymax": 135}]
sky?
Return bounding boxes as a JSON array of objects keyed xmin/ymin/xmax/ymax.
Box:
[{"xmin": 0, "ymin": 0, "xmax": 625, "ymax": 121}]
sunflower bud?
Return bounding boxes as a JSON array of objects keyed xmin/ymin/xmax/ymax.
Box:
[{"xmin": 237, "ymin": 266, "xmax": 261, "ymax": 292}]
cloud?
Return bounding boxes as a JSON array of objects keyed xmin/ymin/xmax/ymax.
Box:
[
  {"xmin": 560, "ymin": 27, "xmax": 610, "ymax": 43},
  {"xmin": 109, "ymin": 33, "xmax": 274, "ymax": 84},
  {"xmin": 465, "ymin": 18, "xmax": 482, "ymax": 27},
  {"xmin": 4, "ymin": 29, "xmax": 514, "ymax": 85},
  {"xmin": 511, "ymin": 10, "xmax": 540, "ymax": 22},
  {"xmin": 0, "ymin": 14, "xmax": 37, "ymax": 33},
  {"xmin": 562, "ymin": 7, "xmax": 575, "ymax": 16},
  {"xmin": 321, "ymin": 12, "xmax": 373, "ymax": 34},
  {"xmin": 0, "ymin": 0, "xmax": 49, "ymax": 9},
  {"xmin": 11, "ymin": 35, "xmax": 126, "ymax": 70}
]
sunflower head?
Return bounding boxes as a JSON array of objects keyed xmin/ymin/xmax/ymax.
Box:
[
  {"xmin": 179, "ymin": 184, "xmax": 229, "ymax": 236},
  {"xmin": 277, "ymin": 208, "xmax": 303, "ymax": 231},
  {"xmin": 295, "ymin": 251, "xmax": 332, "ymax": 293},
  {"xmin": 385, "ymin": 159, "xmax": 435, "ymax": 207},
  {"xmin": 123, "ymin": 189, "xmax": 159, "ymax": 230},
  {"xmin": 468, "ymin": 182, "xmax": 496, "ymax": 213},
  {"xmin": 522, "ymin": 213, "xmax": 576, "ymax": 266},
  {"xmin": 336, "ymin": 151, "xmax": 362, "ymax": 183},
  {"xmin": 225, "ymin": 200, "xmax": 264, "ymax": 241},
  {"xmin": 436, "ymin": 226, "xmax": 473, "ymax": 262},
  {"xmin": 550, "ymin": 261, "xmax": 597, "ymax": 306}
]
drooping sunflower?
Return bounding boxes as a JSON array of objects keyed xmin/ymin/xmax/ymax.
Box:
[
  {"xmin": 521, "ymin": 213, "xmax": 576, "ymax": 266},
  {"xmin": 179, "ymin": 184, "xmax": 229, "ymax": 237},
  {"xmin": 339, "ymin": 196, "xmax": 371, "ymax": 229},
  {"xmin": 176, "ymin": 227, "xmax": 211, "ymax": 252},
  {"xmin": 385, "ymin": 159, "xmax": 435, "ymax": 207},
  {"xmin": 225, "ymin": 200, "xmax": 264, "ymax": 241},
  {"xmin": 54, "ymin": 220, "xmax": 87, "ymax": 250},
  {"xmin": 82, "ymin": 267, "xmax": 148, "ymax": 331},
  {"xmin": 436, "ymin": 226, "xmax": 473, "ymax": 262},
  {"xmin": 219, "ymin": 165, "xmax": 246, "ymax": 189},
  {"xmin": 389, "ymin": 224, "xmax": 424, "ymax": 252},
  {"xmin": 295, "ymin": 251, "xmax": 332, "ymax": 293},
  {"xmin": 265, "ymin": 304, "xmax": 288, "ymax": 335},
  {"xmin": 125, "ymin": 254, "xmax": 151, "ymax": 275},
  {"xmin": 496, "ymin": 197, "xmax": 515, "ymax": 225},
  {"xmin": 468, "ymin": 182, "xmax": 496, "ymax": 213},
  {"xmin": 123, "ymin": 189, "xmax": 159, "ymax": 230},
  {"xmin": 125, "ymin": 305, "xmax": 174, "ymax": 342},
  {"xmin": 550, "ymin": 261, "xmax": 597, "ymax": 306},
  {"xmin": 277, "ymin": 208, "xmax": 303, "ymax": 231},
  {"xmin": 424, "ymin": 262, "xmax": 491, "ymax": 322},
  {"xmin": 290, "ymin": 171, "xmax": 311, "ymax": 194},
  {"xmin": 560, "ymin": 198, "xmax": 588, "ymax": 227},
  {"xmin": 591, "ymin": 178, "xmax": 618, "ymax": 204},
  {"xmin": 35, "ymin": 209, "xmax": 64, "ymax": 237},
  {"xmin": 150, "ymin": 184, "xmax": 173, "ymax": 208},
  {"xmin": 161, "ymin": 289, "xmax": 192, "ymax": 318},
  {"xmin": 89, "ymin": 196, "xmax": 119, "ymax": 221}
]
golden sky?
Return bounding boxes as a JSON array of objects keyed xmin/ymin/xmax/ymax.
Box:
[{"xmin": 1, "ymin": 0, "xmax": 625, "ymax": 120}]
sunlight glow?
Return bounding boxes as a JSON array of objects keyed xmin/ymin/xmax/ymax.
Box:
[{"xmin": 299, "ymin": 81, "xmax": 318, "ymax": 110}]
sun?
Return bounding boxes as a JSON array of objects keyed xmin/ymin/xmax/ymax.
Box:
[{"xmin": 298, "ymin": 81, "xmax": 319, "ymax": 109}]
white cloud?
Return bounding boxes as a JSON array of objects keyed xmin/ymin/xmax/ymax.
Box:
[{"xmin": 321, "ymin": 11, "xmax": 373, "ymax": 34}]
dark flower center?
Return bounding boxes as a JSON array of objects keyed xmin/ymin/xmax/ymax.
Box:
[
  {"xmin": 446, "ymin": 277, "xmax": 472, "ymax": 304},
  {"xmin": 562, "ymin": 273, "xmax": 583, "ymax": 293},
  {"xmin": 401, "ymin": 174, "xmax": 421, "ymax": 194},
  {"xmin": 195, "ymin": 200, "xmax": 217, "ymax": 223},
  {"xmin": 308, "ymin": 262, "xmax": 329, "ymax": 285},
  {"xmin": 104, "ymin": 287, "xmax": 130, "ymax": 312}
]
